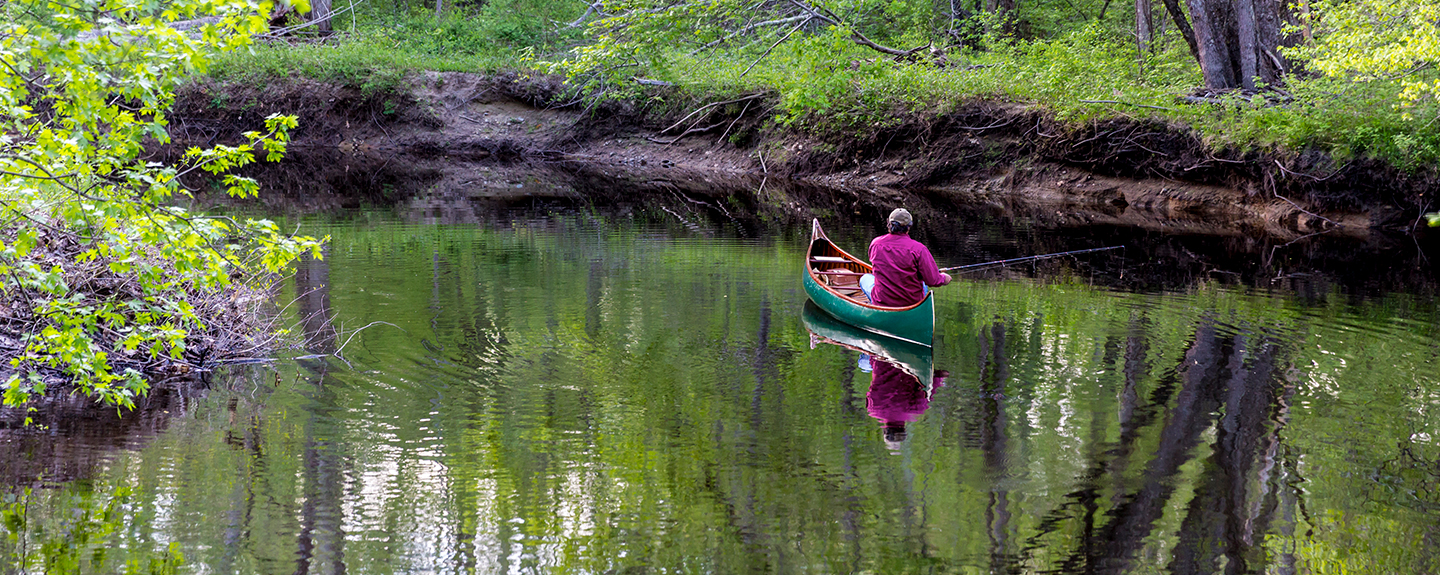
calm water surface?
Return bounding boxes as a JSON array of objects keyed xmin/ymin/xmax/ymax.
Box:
[{"xmin": 3, "ymin": 192, "xmax": 1440, "ymax": 574}]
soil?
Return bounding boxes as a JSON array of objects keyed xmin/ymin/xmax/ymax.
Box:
[{"xmin": 168, "ymin": 71, "xmax": 1436, "ymax": 239}]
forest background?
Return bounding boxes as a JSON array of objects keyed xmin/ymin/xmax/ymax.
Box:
[{"xmin": 219, "ymin": 0, "xmax": 1440, "ymax": 169}]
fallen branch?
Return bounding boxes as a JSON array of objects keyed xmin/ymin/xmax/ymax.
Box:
[
  {"xmin": 689, "ymin": 13, "xmax": 810, "ymax": 54},
  {"xmin": 1079, "ymin": 99, "xmax": 1177, "ymax": 111},
  {"xmin": 646, "ymin": 120, "xmax": 730, "ymax": 145},
  {"xmin": 850, "ymin": 33, "xmax": 928, "ymax": 58},
  {"xmin": 717, "ymin": 99, "xmax": 754, "ymax": 143},
  {"xmin": 563, "ymin": 2, "xmax": 606, "ymax": 28},
  {"xmin": 632, "ymin": 76, "xmax": 674, "ymax": 87},
  {"xmin": 257, "ymin": 0, "xmax": 367, "ymax": 39},
  {"xmin": 783, "ymin": 0, "xmax": 925, "ymax": 57}
]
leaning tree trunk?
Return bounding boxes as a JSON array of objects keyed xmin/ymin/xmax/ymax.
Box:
[
  {"xmin": 1185, "ymin": 0, "xmax": 1292, "ymax": 90},
  {"xmin": 1187, "ymin": 0, "xmax": 1240, "ymax": 89},
  {"xmin": 1160, "ymin": 0, "xmax": 1201, "ymax": 63}
]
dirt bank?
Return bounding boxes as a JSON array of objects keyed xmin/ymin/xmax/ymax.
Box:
[{"xmin": 169, "ymin": 71, "xmax": 1435, "ymax": 238}]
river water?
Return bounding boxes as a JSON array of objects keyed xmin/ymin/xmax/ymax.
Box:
[{"xmin": 2, "ymin": 173, "xmax": 1439, "ymax": 574}]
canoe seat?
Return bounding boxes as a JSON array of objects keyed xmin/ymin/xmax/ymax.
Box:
[
  {"xmin": 820, "ymin": 268, "xmax": 859, "ymax": 287},
  {"xmin": 810, "ymin": 256, "xmax": 849, "ymax": 264},
  {"xmin": 833, "ymin": 287, "xmax": 870, "ymax": 303}
]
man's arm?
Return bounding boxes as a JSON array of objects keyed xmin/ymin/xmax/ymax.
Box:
[{"xmin": 917, "ymin": 247, "xmax": 951, "ymax": 287}]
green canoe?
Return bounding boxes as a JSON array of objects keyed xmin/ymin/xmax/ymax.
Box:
[
  {"xmin": 802, "ymin": 219, "xmax": 935, "ymax": 347},
  {"xmin": 801, "ymin": 300, "xmax": 934, "ymax": 387}
]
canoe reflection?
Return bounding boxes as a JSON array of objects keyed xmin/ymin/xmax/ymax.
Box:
[{"xmin": 802, "ymin": 300, "xmax": 943, "ymax": 449}]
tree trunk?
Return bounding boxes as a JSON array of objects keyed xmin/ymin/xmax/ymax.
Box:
[
  {"xmin": 309, "ymin": 0, "xmax": 333, "ymax": 35},
  {"xmin": 1137, "ymin": 0, "xmax": 1153, "ymax": 55},
  {"xmin": 1237, "ymin": 0, "xmax": 1259, "ymax": 89},
  {"xmin": 1187, "ymin": 0, "xmax": 1240, "ymax": 89},
  {"xmin": 1185, "ymin": 0, "xmax": 1294, "ymax": 90},
  {"xmin": 1257, "ymin": 0, "xmax": 1295, "ymax": 81}
]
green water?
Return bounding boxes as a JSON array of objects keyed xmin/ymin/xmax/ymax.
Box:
[{"xmin": 2, "ymin": 209, "xmax": 1439, "ymax": 574}]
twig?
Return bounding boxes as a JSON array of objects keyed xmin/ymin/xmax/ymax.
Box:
[
  {"xmin": 717, "ymin": 99, "xmax": 753, "ymax": 144},
  {"xmin": 740, "ymin": 17, "xmax": 810, "ymax": 77},
  {"xmin": 1273, "ymin": 159, "xmax": 1342, "ymax": 182},
  {"xmin": 689, "ymin": 14, "xmax": 809, "ymax": 54},
  {"xmin": 659, "ymin": 93, "xmax": 766, "ymax": 135},
  {"xmin": 957, "ymin": 119, "xmax": 1013, "ymax": 131},
  {"xmin": 1079, "ymin": 99, "xmax": 1176, "ymax": 111},
  {"xmin": 646, "ymin": 121, "xmax": 729, "ymax": 145},
  {"xmin": 333, "ymin": 320, "xmax": 403, "ymax": 358}
]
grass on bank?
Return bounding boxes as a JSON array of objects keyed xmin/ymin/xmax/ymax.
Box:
[{"xmin": 205, "ymin": 2, "xmax": 1440, "ymax": 171}]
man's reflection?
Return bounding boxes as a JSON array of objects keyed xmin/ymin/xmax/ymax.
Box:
[{"xmin": 860, "ymin": 355, "xmax": 946, "ymax": 449}]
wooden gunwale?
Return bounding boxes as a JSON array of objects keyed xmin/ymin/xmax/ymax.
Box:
[{"xmin": 805, "ymin": 221, "xmax": 927, "ymax": 313}]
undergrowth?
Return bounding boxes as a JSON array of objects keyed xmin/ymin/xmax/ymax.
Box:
[{"xmin": 207, "ymin": 0, "xmax": 585, "ymax": 94}]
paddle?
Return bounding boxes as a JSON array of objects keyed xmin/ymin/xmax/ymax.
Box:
[{"xmin": 939, "ymin": 246, "xmax": 1123, "ymax": 273}]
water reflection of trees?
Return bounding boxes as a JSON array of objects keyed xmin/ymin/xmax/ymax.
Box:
[
  {"xmin": 1006, "ymin": 316, "xmax": 1302, "ymax": 574},
  {"xmin": 13, "ymin": 217, "xmax": 1440, "ymax": 572},
  {"xmin": 292, "ymin": 250, "xmax": 349, "ymax": 575},
  {"xmin": 296, "ymin": 221, "xmax": 1438, "ymax": 573}
]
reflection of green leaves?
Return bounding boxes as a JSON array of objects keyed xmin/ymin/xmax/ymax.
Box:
[{"xmin": 0, "ymin": 486, "xmax": 186, "ymax": 573}]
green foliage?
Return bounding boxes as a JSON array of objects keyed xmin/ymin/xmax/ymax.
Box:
[
  {"xmin": 0, "ymin": 0, "xmax": 325, "ymax": 411},
  {"xmin": 209, "ymin": 0, "xmax": 589, "ymax": 85},
  {"xmin": 1286, "ymin": 0, "xmax": 1440, "ymax": 107}
]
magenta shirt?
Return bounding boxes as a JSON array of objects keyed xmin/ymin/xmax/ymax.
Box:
[{"xmin": 868, "ymin": 233, "xmax": 949, "ymax": 307}]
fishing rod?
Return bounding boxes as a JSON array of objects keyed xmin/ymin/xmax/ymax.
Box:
[{"xmin": 939, "ymin": 245, "xmax": 1123, "ymax": 273}]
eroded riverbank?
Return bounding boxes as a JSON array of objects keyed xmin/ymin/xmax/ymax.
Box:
[{"xmin": 170, "ymin": 71, "xmax": 1432, "ymax": 237}]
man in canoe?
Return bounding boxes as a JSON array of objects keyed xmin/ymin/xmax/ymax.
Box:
[{"xmin": 861, "ymin": 208, "xmax": 951, "ymax": 306}]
